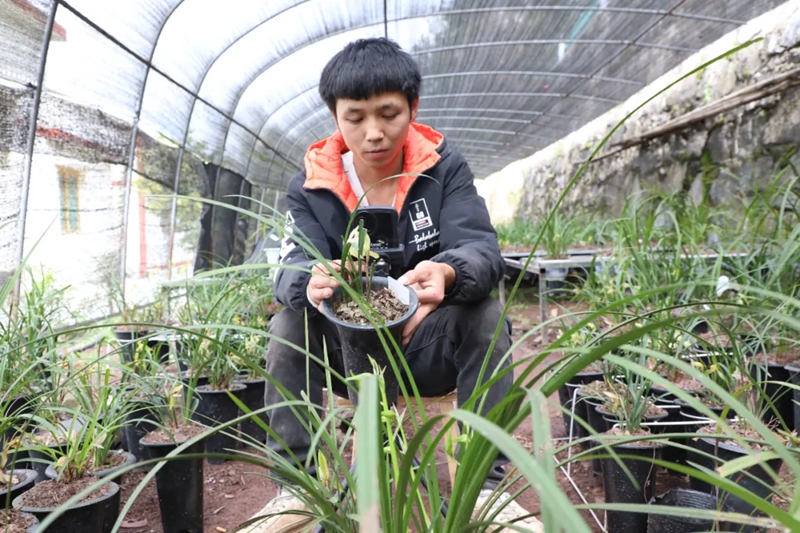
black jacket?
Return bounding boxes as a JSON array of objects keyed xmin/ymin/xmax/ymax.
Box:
[{"xmin": 274, "ymin": 123, "xmax": 504, "ymax": 313}]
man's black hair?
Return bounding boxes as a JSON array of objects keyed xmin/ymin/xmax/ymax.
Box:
[{"xmin": 319, "ymin": 37, "xmax": 421, "ymax": 113}]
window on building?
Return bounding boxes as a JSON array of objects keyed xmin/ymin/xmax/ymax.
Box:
[{"xmin": 57, "ymin": 167, "xmax": 82, "ymax": 233}]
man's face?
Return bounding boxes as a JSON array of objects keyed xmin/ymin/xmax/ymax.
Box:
[{"xmin": 333, "ymin": 91, "xmax": 418, "ymax": 175}]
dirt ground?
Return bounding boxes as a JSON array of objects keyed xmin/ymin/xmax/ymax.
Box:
[{"xmin": 114, "ymin": 290, "xmax": 697, "ymax": 532}]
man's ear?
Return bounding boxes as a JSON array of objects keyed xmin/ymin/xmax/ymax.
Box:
[{"xmin": 410, "ymin": 98, "xmax": 419, "ymax": 123}]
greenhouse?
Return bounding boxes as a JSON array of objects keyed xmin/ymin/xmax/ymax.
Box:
[{"xmin": 1, "ymin": 0, "xmax": 800, "ymax": 532}]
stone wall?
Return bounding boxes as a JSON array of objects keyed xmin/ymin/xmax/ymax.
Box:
[{"xmin": 478, "ymin": 1, "xmax": 800, "ymax": 224}]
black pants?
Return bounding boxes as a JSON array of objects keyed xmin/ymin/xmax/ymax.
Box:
[{"xmin": 263, "ymin": 297, "xmax": 514, "ymax": 489}]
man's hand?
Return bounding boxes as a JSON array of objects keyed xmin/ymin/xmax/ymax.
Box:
[
  {"xmin": 398, "ymin": 260, "xmax": 456, "ymax": 344},
  {"xmin": 307, "ymin": 260, "xmax": 341, "ymax": 309}
]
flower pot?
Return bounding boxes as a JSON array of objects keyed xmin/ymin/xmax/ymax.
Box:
[
  {"xmin": 122, "ymin": 405, "xmax": 159, "ymax": 467},
  {"xmin": 192, "ymin": 383, "xmax": 247, "ymax": 463},
  {"xmin": 647, "ymin": 488, "xmax": 728, "ymax": 532},
  {"xmin": 597, "ymin": 405, "xmax": 670, "ymax": 434},
  {"xmin": 557, "ymin": 370, "xmax": 603, "ymax": 435},
  {"xmin": 0, "ymin": 510, "xmax": 39, "ymax": 532},
  {"xmin": 113, "ymin": 328, "xmax": 149, "ymax": 366},
  {"xmin": 1, "ymin": 394, "xmax": 35, "ymax": 436},
  {"xmin": 24, "ymin": 440, "xmax": 67, "ymax": 484},
  {"xmin": 688, "ymin": 435, "xmax": 783, "ymax": 531},
  {"xmin": 145, "ymin": 332, "xmax": 178, "ymax": 364},
  {"xmin": 601, "ymin": 439, "xmax": 665, "ymax": 533},
  {"xmin": 651, "ymin": 399, "xmax": 696, "ymax": 471},
  {"xmin": 749, "ymin": 359, "xmax": 797, "ymax": 431},
  {"xmin": 140, "ymin": 436, "xmax": 205, "ymax": 533},
  {"xmin": 786, "ymin": 362, "xmax": 800, "ymax": 431},
  {"xmin": 233, "ymin": 377, "xmax": 267, "ymax": 446},
  {"xmin": 44, "ymin": 451, "xmax": 135, "ymax": 533},
  {"xmin": 12, "ymin": 479, "xmax": 120, "ymax": 533},
  {"xmin": 581, "ymin": 396, "xmax": 607, "ymax": 476},
  {"xmin": 0, "ymin": 469, "xmax": 38, "ymax": 508},
  {"xmin": 180, "ymin": 370, "xmax": 210, "ymax": 390},
  {"xmin": 320, "ymin": 276, "xmax": 418, "ymax": 406}
]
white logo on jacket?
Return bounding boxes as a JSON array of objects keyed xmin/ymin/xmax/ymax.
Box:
[{"xmin": 410, "ymin": 199, "xmax": 433, "ymax": 230}]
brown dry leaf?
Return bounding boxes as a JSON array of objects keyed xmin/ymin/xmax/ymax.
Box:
[{"xmin": 121, "ymin": 519, "xmax": 148, "ymax": 528}]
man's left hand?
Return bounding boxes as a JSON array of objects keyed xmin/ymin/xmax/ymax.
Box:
[{"xmin": 398, "ymin": 261, "xmax": 456, "ymax": 344}]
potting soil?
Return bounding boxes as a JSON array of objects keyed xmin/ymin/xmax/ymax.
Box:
[
  {"xmin": 17, "ymin": 477, "xmax": 114, "ymax": 508},
  {"xmin": 334, "ymin": 287, "xmax": 407, "ymax": 325},
  {"xmin": 0, "ymin": 509, "xmax": 36, "ymax": 533},
  {"xmin": 141, "ymin": 424, "xmax": 207, "ymax": 445}
]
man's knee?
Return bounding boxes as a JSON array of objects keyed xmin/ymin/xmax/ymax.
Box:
[
  {"xmin": 265, "ymin": 309, "xmax": 317, "ymax": 364},
  {"xmin": 456, "ymin": 298, "xmax": 511, "ymax": 339}
]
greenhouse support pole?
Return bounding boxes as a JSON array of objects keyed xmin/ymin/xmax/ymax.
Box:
[
  {"xmin": 13, "ymin": 0, "xmax": 58, "ymax": 306},
  {"xmin": 254, "ymin": 186, "xmax": 268, "ymax": 237},
  {"xmin": 166, "ymin": 149, "xmax": 184, "ymax": 280}
]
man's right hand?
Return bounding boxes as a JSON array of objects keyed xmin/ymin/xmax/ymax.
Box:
[{"xmin": 307, "ymin": 260, "xmax": 341, "ymax": 308}]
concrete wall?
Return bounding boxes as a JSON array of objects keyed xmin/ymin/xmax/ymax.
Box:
[{"xmin": 478, "ymin": 1, "xmax": 800, "ymax": 224}]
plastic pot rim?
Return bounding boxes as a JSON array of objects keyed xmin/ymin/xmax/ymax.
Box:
[
  {"xmin": 0, "ymin": 469, "xmax": 38, "ymax": 495},
  {"xmin": 196, "ymin": 383, "xmax": 247, "ymax": 394},
  {"xmin": 319, "ymin": 277, "xmax": 419, "ymax": 331},
  {"xmin": 11, "ymin": 479, "xmax": 120, "ymax": 512},
  {"xmin": 139, "ymin": 435, "xmax": 205, "ymax": 449}
]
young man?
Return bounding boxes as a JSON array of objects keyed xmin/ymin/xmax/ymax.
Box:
[{"xmin": 258, "ymin": 38, "xmax": 542, "ymax": 532}]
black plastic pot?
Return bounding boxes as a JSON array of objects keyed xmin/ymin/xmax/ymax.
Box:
[
  {"xmin": 749, "ymin": 359, "xmax": 797, "ymax": 431},
  {"xmin": 12, "ymin": 479, "xmax": 120, "ymax": 533},
  {"xmin": 122, "ymin": 404, "xmax": 159, "ymax": 466},
  {"xmin": 1, "ymin": 511, "xmax": 39, "ymax": 532},
  {"xmin": 0, "ymin": 469, "xmax": 38, "ymax": 509},
  {"xmin": 24, "ymin": 439, "xmax": 67, "ymax": 484},
  {"xmin": 180, "ymin": 370, "xmax": 210, "ymax": 390},
  {"xmin": 581, "ymin": 396, "xmax": 607, "ymax": 476},
  {"xmin": 320, "ymin": 276, "xmax": 419, "ymax": 406},
  {"xmin": 44, "ymin": 451, "xmax": 135, "ymax": 533},
  {"xmin": 601, "ymin": 439, "xmax": 665, "ymax": 533},
  {"xmin": 597, "ymin": 405, "xmax": 670, "ymax": 434},
  {"xmin": 233, "ymin": 377, "xmax": 267, "ymax": 446},
  {"xmin": 787, "ymin": 362, "xmax": 800, "ymax": 431},
  {"xmin": 688, "ymin": 435, "xmax": 783, "ymax": 531},
  {"xmin": 1, "ymin": 394, "xmax": 36, "ymax": 448},
  {"xmin": 651, "ymin": 399, "xmax": 698, "ymax": 471},
  {"xmin": 140, "ymin": 436, "xmax": 205, "ymax": 533},
  {"xmin": 647, "ymin": 488, "xmax": 727, "ymax": 532},
  {"xmin": 557, "ymin": 371, "xmax": 603, "ymax": 433},
  {"xmin": 192, "ymin": 383, "xmax": 247, "ymax": 463},
  {"xmin": 114, "ymin": 328, "xmax": 149, "ymax": 366}
]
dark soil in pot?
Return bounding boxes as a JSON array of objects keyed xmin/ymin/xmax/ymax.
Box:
[
  {"xmin": 0, "ymin": 509, "xmax": 38, "ymax": 533},
  {"xmin": 12, "ymin": 476, "xmax": 119, "ymax": 533},
  {"xmin": 597, "ymin": 404, "xmax": 670, "ymax": 434},
  {"xmin": 141, "ymin": 425, "xmax": 206, "ymax": 533},
  {"xmin": 44, "ymin": 451, "xmax": 134, "ymax": 533},
  {"xmin": 0, "ymin": 470, "xmax": 38, "ymax": 509},
  {"xmin": 599, "ymin": 429, "xmax": 665, "ymax": 533},
  {"xmin": 647, "ymin": 488, "xmax": 729, "ymax": 532},
  {"xmin": 320, "ymin": 276, "xmax": 418, "ymax": 406},
  {"xmin": 192, "ymin": 383, "xmax": 247, "ymax": 463},
  {"xmin": 233, "ymin": 376, "xmax": 267, "ymax": 446}
]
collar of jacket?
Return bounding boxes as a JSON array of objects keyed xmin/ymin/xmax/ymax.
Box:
[{"xmin": 302, "ymin": 122, "xmax": 443, "ymax": 213}]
